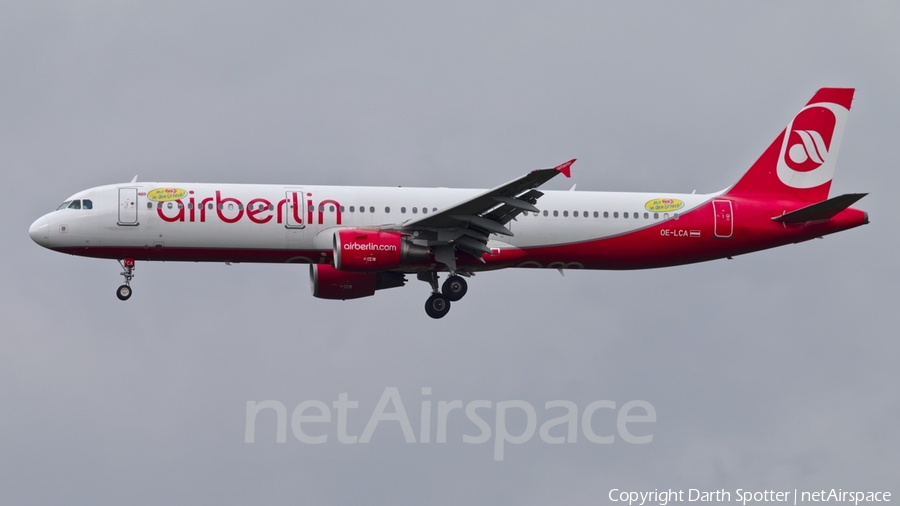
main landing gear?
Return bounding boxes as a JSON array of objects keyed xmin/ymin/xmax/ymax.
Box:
[
  {"xmin": 442, "ymin": 275, "xmax": 468, "ymax": 302},
  {"xmin": 116, "ymin": 258, "xmax": 135, "ymax": 301},
  {"xmin": 419, "ymin": 272, "xmax": 469, "ymax": 319},
  {"xmin": 425, "ymin": 293, "xmax": 450, "ymax": 319}
]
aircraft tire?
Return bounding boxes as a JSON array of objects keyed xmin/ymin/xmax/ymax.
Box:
[
  {"xmin": 425, "ymin": 294, "xmax": 451, "ymax": 319},
  {"xmin": 116, "ymin": 285, "xmax": 132, "ymax": 301},
  {"xmin": 441, "ymin": 275, "xmax": 468, "ymax": 302}
]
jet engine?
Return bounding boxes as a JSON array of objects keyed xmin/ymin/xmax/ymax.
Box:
[
  {"xmin": 333, "ymin": 229, "xmax": 430, "ymax": 272},
  {"xmin": 310, "ymin": 264, "xmax": 406, "ymax": 300}
]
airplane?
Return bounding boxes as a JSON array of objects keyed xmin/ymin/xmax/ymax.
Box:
[{"xmin": 29, "ymin": 88, "xmax": 868, "ymax": 318}]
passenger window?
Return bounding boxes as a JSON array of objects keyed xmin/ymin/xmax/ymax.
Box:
[
  {"xmin": 623, "ymin": 212, "xmax": 628, "ymax": 218},
  {"xmin": 563, "ymin": 211, "xmax": 569, "ymax": 217},
  {"xmin": 228, "ymin": 204, "xmax": 234, "ymax": 211},
  {"xmin": 674, "ymin": 213, "xmax": 679, "ymax": 220},
  {"xmin": 423, "ymin": 207, "xmax": 428, "ymax": 214},
  {"xmin": 360, "ymin": 206, "xmax": 365, "ymax": 213},
  {"xmin": 573, "ymin": 211, "xmax": 579, "ymax": 217},
  {"xmin": 169, "ymin": 203, "xmax": 175, "ymax": 209},
  {"xmin": 543, "ymin": 210, "xmax": 548, "ymax": 216},
  {"xmin": 340, "ymin": 206, "xmax": 345, "ymax": 212},
  {"xmin": 68, "ymin": 200, "xmax": 81, "ymax": 210},
  {"xmin": 401, "ymin": 207, "xmax": 406, "ymax": 214},
  {"xmin": 350, "ymin": 206, "xmax": 355, "ymax": 212},
  {"xmin": 663, "ymin": 213, "xmax": 669, "ymax": 219},
  {"xmin": 603, "ymin": 212, "xmax": 608, "ymax": 218},
  {"xmin": 613, "ymin": 212, "xmax": 619, "ymax": 218},
  {"xmin": 553, "ymin": 211, "xmax": 558, "ymax": 217},
  {"xmin": 593, "ymin": 211, "xmax": 598, "ymax": 218},
  {"xmin": 644, "ymin": 212, "xmax": 649, "ymax": 219},
  {"xmin": 308, "ymin": 205, "xmax": 314, "ymax": 212},
  {"xmin": 385, "ymin": 207, "xmax": 390, "ymax": 213},
  {"xmin": 147, "ymin": 202, "xmax": 153, "ymax": 209},
  {"xmin": 654, "ymin": 213, "xmax": 659, "ymax": 219},
  {"xmin": 412, "ymin": 207, "xmax": 418, "ymax": 214},
  {"xmin": 329, "ymin": 205, "xmax": 335, "ymax": 212},
  {"xmin": 82, "ymin": 199, "xmax": 93, "ymax": 209},
  {"xmin": 433, "ymin": 208, "xmax": 437, "ymax": 212},
  {"xmin": 583, "ymin": 210, "xmax": 588, "ymax": 218},
  {"xmin": 208, "ymin": 203, "xmax": 213, "ymax": 210},
  {"xmin": 178, "ymin": 202, "xmax": 184, "ymax": 209}
]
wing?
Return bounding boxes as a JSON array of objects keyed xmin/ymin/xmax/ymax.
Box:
[{"xmin": 392, "ymin": 159, "xmax": 575, "ymax": 267}]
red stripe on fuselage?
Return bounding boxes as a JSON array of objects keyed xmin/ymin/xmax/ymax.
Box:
[{"xmin": 497, "ymin": 199, "xmax": 867, "ymax": 270}]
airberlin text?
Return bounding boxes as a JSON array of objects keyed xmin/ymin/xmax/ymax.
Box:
[
  {"xmin": 155, "ymin": 190, "xmax": 342, "ymax": 226},
  {"xmin": 244, "ymin": 388, "xmax": 656, "ymax": 461},
  {"xmin": 343, "ymin": 242, "xmax": 397, "ymax": 252}
]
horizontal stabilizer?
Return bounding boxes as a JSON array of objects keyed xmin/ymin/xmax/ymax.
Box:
[{"xmin": 772, "ymin": 193, "xmax": 867, "ymax": 223}]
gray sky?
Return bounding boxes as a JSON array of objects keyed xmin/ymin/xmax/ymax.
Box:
[{"xmin": 2, "ymin": 2, "xmax": 898, "ymax": 504}]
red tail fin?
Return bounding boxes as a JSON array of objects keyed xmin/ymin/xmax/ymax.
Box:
[{"xmin": 727, "ymin": 88, "xmax": 854, "ymax": 202}]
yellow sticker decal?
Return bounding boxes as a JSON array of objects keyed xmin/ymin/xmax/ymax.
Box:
[
  {"xmin": 147, "ymin": 188, "xmax": 188, "ymax": 202},
  {"xmin": 645, "ymin": 198, "xmax": 685, "ymax": 213}
]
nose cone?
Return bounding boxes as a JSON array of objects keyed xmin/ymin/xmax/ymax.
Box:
[{"xmin": 29, "ymin": 216, "xmax": 50, "ymax": 248}]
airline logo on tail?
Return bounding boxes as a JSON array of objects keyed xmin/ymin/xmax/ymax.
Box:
[{"xmin": 776, "ymin": 101, "xmax": 849, "ymax": 189}]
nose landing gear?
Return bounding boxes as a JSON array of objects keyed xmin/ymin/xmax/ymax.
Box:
[
  {"xmin": 116, "ymin": 284, "xmax": 132, "ymax": 301},
  {"xmin": 116, "ymin": 258, "xmax": 135, "ymax": 301}
]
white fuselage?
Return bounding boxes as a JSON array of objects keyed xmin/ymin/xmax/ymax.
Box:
[{"xmin": 32, "ymin": 182, "xmax": 713, "ymax": 268}]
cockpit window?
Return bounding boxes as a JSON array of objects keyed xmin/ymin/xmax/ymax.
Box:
[{"xmin": 56, "ymin": 199, "xmax": 93, "ymax": 211}]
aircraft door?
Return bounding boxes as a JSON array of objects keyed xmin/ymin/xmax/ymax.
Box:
[
  {"xmin": 284, "ymin": 189, "xmax": 310, "ymax": 260},
  {"xmin": 713, "ymin": 200, "xmax": 733, "ymax": 238},
  {"xmin": 118, "ymin": 188, "xmax": 139, "ymax": 226},
  {"xmin": 285, "ymin": 190, "xmax": 305, "ymax": 229}
]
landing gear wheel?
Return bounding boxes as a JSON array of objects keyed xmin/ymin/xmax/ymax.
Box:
[
  {"xmin": 442, "ymin": 275, "xmax": 468, "ymax": 302},
  {"xmin": 116, "ymin": 284, "xmax": 132, "ymax": 301},
  {"xmin": 425, "ymin": 294, "xmax": 451, "ymax": 319}
]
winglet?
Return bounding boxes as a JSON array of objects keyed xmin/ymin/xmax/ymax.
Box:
[{"xmin": 554, "ymin": 159, "xmax": 575, "ymax": 178}]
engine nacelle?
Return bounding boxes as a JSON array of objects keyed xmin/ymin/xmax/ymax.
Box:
[
  {"xmin": 333, "ymin": 229, "xmax": 429, "ymax": 272},
  {"xmin": 310, "ymin": 264, "xmax": 406, "ymax": 300}
]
